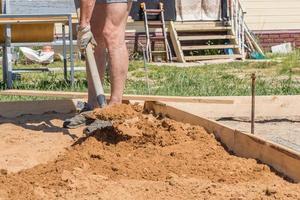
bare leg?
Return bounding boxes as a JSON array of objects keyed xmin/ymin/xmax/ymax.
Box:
[
  {"xmin": 87, "ymin": 3, "xmax": 107, "ymax": 108},
  {"xmin": 102, "ymin": 3, "xmax": 132, "ymax": 105}
]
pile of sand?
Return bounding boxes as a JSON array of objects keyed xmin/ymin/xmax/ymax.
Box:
[{"xmin": 0, "ymin": 104, "xmax": 300, "ymax": 199}]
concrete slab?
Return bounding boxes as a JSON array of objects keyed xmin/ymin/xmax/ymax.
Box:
[
  {"xmin": 166, "ymin": 95, "xmax": 300, "ymax": 152},
  {"xmin": 166, "ymin": 95, "xmax": 300, "ymax": 118}
]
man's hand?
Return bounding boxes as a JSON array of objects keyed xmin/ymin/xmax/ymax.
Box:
[{"xmin": 77, "ymin": 25, "xmax": 97, "ymax": 50}]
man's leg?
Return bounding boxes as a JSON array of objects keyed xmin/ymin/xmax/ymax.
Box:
[
  {"xmin": 63, "ymin": 2, "xmax": 130, "ymax": 129},
  {"xmin": 87, "ymin": 3, "xmax": 107, "ymax": 108},
  {"xmin": 102, "ymin": 2, "xmax": 132, "ymax": 105}
]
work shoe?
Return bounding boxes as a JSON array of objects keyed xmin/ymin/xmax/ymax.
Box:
[
  {"xmin": 63, "ymin": 102, "xmax": 94, "ymax": 129},
  {"xmin": 83, "ymin": 119, "xmax": 113, "ymax": 136}
]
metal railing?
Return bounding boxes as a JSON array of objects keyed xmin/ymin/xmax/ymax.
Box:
[
  {"xmin": 230, "ymin": 0, "xmax": 246, "ymax": 58},
  {"xmin": 0, "ymin": 14, "xmax": 75, "ymax": 88}
]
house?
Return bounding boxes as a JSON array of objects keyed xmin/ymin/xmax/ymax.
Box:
[
  {"xmin": 3, "ymin": 0, "xmax": 298, "ymax": 51},
  {"xmin": 240, "ymin": 0, "xmax": 300, "ymax": 50},
  {"xmin": 8, "ymin": 0, "xmax": 295, "ymax": 62},
  {"xmin": 3, "ymin": 0, "xmax": 75, "ymax": 14}
]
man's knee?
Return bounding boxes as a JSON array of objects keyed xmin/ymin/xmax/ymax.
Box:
[{"xmin": 102, "ymin": 25, "xmax": 125, "ymax": 50}]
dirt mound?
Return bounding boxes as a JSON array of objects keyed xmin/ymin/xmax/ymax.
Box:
[
  {"xmin": 91, "ymin": 104, "xmax": 141, "ymax": 121},
  {"xmin": 0, "ymin": 104, "xmax": 300, "ymax": 199}
]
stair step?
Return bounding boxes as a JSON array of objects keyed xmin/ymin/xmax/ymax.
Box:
[
  {"xmin": 144, "ymin": 9, "xmax": 162, "ymax": 14},
  {"xmin": 174, "ymin": 21, "xmax": 225, "ymax": 27},
  {"xmin": 148, "ymin": 21, "xmax": 163, "ymax": 27},
  {"xmin": 150, "ymin": 36, "xmax": 165, "ymax": 40},
  {"xmin": 176, "ymin": 26, "xmax": 231, "ymax": 32},
  {"xmin": 152, "ymin": 50, "xmax": 167, "ymax": 54},
  {"xmin": 185, "ymin": 54, "xmax": 243, "ymax": 61},
  {"xmin": 182, "ymin": 45, "xmax": 239, "ymax": 50},
  {"xmin": 179, "ymin": 35, "xmax": 235, "ymax": 41}
]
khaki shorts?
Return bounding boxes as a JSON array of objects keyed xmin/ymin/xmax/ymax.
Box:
[{"xmin": 96, "ymin": 0, "xmax": 136, "ymax": 3}]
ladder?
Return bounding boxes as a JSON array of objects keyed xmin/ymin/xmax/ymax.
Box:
[{"xmin": 141, "ymin": 2, "xmax": 172, "ymax": 62}]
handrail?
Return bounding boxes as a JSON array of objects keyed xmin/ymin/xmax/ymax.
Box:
[
  {"xmin": 229, "ymin": 0, "xmax": 264, "ymax": 58},
  {"xmin": 229, "ymin": 0, "xmax": 246, "ymax": 59}
]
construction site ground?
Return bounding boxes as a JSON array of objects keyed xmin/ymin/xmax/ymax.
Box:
[
  {"xmin": 0, "ymin": 101, "xmax": 300, "ymax": 199},
  {"xmin": 167, "ymin": 95, "xmax": 300, "ymax": 153},
  {"xmin": 219, "ymin": 119, "xmax": 300, "ymax": 152}
]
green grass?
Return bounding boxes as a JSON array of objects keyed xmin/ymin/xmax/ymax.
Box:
[{"xmin": 1, "ymin": 52, "xmax": 300, "ymax": 102}]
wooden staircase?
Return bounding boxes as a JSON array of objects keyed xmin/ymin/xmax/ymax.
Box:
[{"xmin": 170, "ymin": 21, "xmax": 244, "ymax": 62}]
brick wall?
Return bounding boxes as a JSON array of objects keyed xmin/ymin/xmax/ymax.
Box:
[
  {"xmin": 255, "ymin": 31, "xmax": 300, "ymax": 51},
  {"xmin": 125, "ymin": 32, "xmax": 167, "ymax": 56}
]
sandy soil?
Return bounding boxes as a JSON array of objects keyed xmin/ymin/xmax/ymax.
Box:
[
  {"xmin": 0, "ymin": 104, "xmax": 300, "ymax": 200},
  {"xmin": 0, "ymin": 113, "xmax": 83, "ymax": 173}
]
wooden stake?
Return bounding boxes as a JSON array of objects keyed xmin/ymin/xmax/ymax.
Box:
[{"xmin": 251, "ymin": 73, "xmax": 256, "ymax": 134}]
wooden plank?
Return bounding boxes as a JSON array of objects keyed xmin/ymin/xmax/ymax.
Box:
[
  {"xmin": 174, "ymin": 21, "xmax": 225, "ymax": 27},
  {"xmin": 144, "ymin": 101, "xmax": 300, "ymax": 182},
  {"xmin": 0, "ymin": 90, "xmax": 87, "ymax": 99},
  {"xmin": 178, "ymin": 35, "xmax": 235, "ymax": 41},
  {"xmin": 245, "ymin": 29, "xmax": 265, "ymax": 56},
  {"xmin": 126, "ymin": 21, "xmax": 228, "ymax": 34},
  {"xmin": 0, "ymin": 17, "xmax": 70, "ymax": 24},
  {"xmin": 185, "ymin": 54, "xmax": 242, "ymax": 61},
  {"xmin": 0, "ymin": 100, "xmax": 78, "ymax": 118},
  {"xmin": 176, "ymin": 26, "xmax": 231, "ymax": 32},
  {"xmin": 0, "ymin": 90, "xmax": 234, "ymax": 104},
  {"xmin": 169, "ymin": 21, "xmax": 185, "ymax": 63},
  {"xmin": 182, "ymin": 45, "xmax": 239, "ymax": 50}
]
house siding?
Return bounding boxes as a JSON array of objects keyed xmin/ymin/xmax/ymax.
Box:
[
  {"xmin": 240, "ymin": 0, "xmax": 300, "ymax": 31},
  {"xmin": 240, "ymin": 0, "xmax": 300, "ymax": 50}
]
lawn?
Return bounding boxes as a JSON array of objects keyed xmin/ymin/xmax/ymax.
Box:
[{"xmin": 0, "ymin": 51, "xmax": 300, "ymax": 102}]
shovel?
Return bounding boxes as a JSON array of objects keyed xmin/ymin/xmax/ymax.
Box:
[
  {"xmin": 74, "ymin": 0, "xmax": 107, "ymax": 108},
  {"xmin": 73, "ymin": 0, "xmax": 113, "ymax": 136}
]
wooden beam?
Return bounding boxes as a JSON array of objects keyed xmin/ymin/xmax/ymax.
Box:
[
  {"xmin": 179, "ymin": 35, "xmax": 235, "ymax": 41},
  {"xmin": 0, "ymin": 90, "xmax": 234, "ymax": 104},
  {"xmin": 182, "ymin": 45, "xmax": 239, "ymax": 51},
  {"xmin": 144, "ymin": 101, "xmax": 300, "ymax": 183},
  {"xmin": 0, "ymin": 17, "xmax": 70, "ymax": 24},
  {"xmin": 245, "ymin": 29, "xmax": 265, "ymax": 56},
  {"xmin": 185, "ymin": 54, "xmax": 243, "ymax": 61},
  {"xmin": 174, "ymin": 21, "xmax": 224, "ymax": 27},
  {"xmin": 0, "ymin": 100, "xmax": 78, "ymax": 118},
  {"xmin": 176, "ymin": 26, "xmax": 231, "ymax": 32},
  {"xmin": 169, "ymin": 21, "xmax": 185, "ymax": 63}
]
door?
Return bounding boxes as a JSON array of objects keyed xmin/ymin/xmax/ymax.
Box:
[{"xmin": 176, "ymin": 0, "xmax": 221, "ymax": 21}]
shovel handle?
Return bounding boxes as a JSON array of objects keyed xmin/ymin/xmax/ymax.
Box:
[{"xmin": 86, "ymin": 43, "xmax": 107, "ymax": 108}]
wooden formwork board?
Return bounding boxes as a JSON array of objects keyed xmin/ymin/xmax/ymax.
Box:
[
  {"xmin": 0, "ymin": 90, "xmax": 234, "ymax": 104},
  {"xmin": 144, "ymin": 101, "xmax": 300, "ymax": 183},
  {"xmin": 0, "ymin": 100, "xmax": 78, "ymax": 118},
  {"xmin": 1, "ymin": 100, "xmax": 299, "ymax": 183}
]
